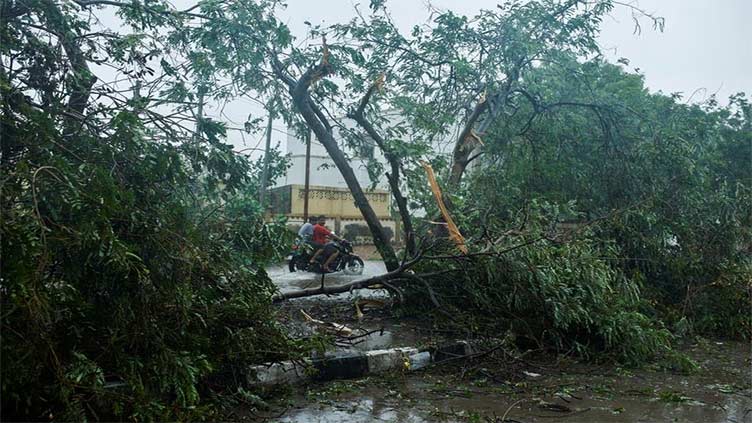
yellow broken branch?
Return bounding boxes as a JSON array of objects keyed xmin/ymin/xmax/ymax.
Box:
[
  {"xmin": 467, "ymin": 129, "xmax": 484, "ymax": 146},
  {"xmin": 310, "ymin": 36, "xmax": 331, "ymax": 85},
  {"xmin": 374, "ymin": 73, "xmax": 385, "ymax": 92},
  {"xmin": 421, "ymin": 161, "xmax": 468, "ymax": 254}
]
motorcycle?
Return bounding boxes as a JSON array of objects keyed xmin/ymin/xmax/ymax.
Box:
[{"xmin": 288, "ymin": 238, "xmax": 365, "ymax": 275}]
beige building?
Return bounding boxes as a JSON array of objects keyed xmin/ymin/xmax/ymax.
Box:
[
  {"xmin": 268, "ymin": 184, "xmax": 397, "ymax": 244},
  {"xmin": 269, "ymin": 122, "xmax": 402, "ymax": 245}
]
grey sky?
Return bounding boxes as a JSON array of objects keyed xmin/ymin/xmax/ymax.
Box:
[
  {"xmin": 277, "ymin": 0, "xmax": 750, "ymax": 102},
  {"xmin": 255, "ymin": 0, "xmax": 751, "ymax": 155},
  {"xmin": 597, "ymin": 0, "xmax": 751, "ymax": 102},
  {"xmin": 95, "ymin": 1, "xmax": 752, "ymax": 154}
]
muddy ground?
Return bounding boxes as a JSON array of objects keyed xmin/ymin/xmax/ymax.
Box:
[{"xmin": 259, "ymin": 262, "xmax": 752, "ymax": 423}]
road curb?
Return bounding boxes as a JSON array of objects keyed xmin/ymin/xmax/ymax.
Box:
[{"xmin": 247, "ymin": 341, "xmax": 472, "ymax": 386}]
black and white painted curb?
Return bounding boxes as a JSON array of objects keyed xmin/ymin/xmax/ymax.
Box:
[{"xmin": 248, "ymin": 342, "xmax": 472, "ymax": 386}]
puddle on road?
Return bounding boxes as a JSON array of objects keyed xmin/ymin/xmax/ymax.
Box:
[
  {"xmin": 334, "ymin": 330, "xmax": 397, "ymax": 352},
  {"xmin": 333, "ymin": 324, "xmax": 422, "ymax": 353},
  {"xmin": 265, "ymin": 341, "xmax": 752, "ymax": 423},
  {"xmin": 268, "ymin": 261, "xmax": 388, "ymax": 297},
  {"xmin": 274, "ymin": 377, "xmax": 751, "ymax": 423}
]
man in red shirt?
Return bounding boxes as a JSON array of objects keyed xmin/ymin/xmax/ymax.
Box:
[{"xmin": 309, "ymin": 215, "xmax": 342, "ymax": 272}]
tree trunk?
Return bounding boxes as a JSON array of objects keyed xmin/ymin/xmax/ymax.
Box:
[
  {"xmin": 385, "ymin": 168, "xmax": 416, "ymax": 256},
  {"xmin": 303, "ymin": 113, "xmax": 399, "ymax": 271},
  {"xmin": 447, "ymin": 69, "xmax": 519, "ymax": 190},
  {"xmin": 39, "ymin": 0, "xmax": 96, "ymax": 121},
  {"xmin": 347, "ymin": 84, "xmax": 416, "ymax": 256},
  {"xmin": 272, "ymin": 58, "xmax": 400, "ymax": 271}
]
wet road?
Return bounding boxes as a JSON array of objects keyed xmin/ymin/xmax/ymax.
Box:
[
  {"xmin": 268, "ymin": 260, "xmax": 389, "ymax": 299},
  {"xmin": 272, "ymin": 341, "xmax": 752, "ymax": 423},
  {"xmin": 268, "ymin": 259, "xmax": 424, "ymax": 354},
  {"xmin": 265, "ymin": 261, "xmax": 752, "ymax": 423}
]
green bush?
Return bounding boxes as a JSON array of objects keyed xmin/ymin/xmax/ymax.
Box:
[
  {"xmin": 406, "ymin": 229, "xmax": 672, "ymax": 364},
  {"xmin": 439, "ymin": 62, "xmax": 752, "ymax": 343},
  {"xmin": 1, "ymin": 111, "xmax": 303, "ymax": 420}
]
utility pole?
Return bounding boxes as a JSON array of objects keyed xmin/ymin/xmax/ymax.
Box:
[
  {"xmin": 193, "ymin": 85, "xmax": 205, "ymax": 142},
  {"xmin": 303, "ymin": 128, "xmax": 311, "ymax": 221},
  {"xmin": 132, "ymin": 80, "xmax": 141, "ymax": 112},
  {"xmin": 258, "ymin": 111, "xmax": 273, "ymax": 208}
]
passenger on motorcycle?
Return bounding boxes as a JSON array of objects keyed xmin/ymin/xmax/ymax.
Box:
[
  {"xmin": 297, "ymin": 216, "xmax": 316, "ymax": 244},
  {"xmin": 309, "ymin": 215, "xmax": 342, "ymax": 272}
]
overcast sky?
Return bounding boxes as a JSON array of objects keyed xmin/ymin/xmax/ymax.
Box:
[
  {"xmin": 97, "ymin": 0, "xmax": 752, "ymax": 154},
  {"xmin": 276, "ymin": 0, "xmax": 750, "ymax": 102},
  {"xmin": 263, "ymin": 0, "xmax": 752, "ymax": 153}
]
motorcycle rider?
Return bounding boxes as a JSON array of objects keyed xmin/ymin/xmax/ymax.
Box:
[{"xmin": 309, "ymin": 215, "xmax": 342, "ymax": 272}]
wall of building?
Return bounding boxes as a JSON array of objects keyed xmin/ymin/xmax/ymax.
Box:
[
  {"xmin": 270, "ymin": 184, "xmax": 391, "ymax": 219},
  {"xmin": 285, "ymin": 215, "xmax": 397, "ymax": 245},
  {"xmin": 271, "ymin": 184, "xmax": 397, "ymax": 244}
]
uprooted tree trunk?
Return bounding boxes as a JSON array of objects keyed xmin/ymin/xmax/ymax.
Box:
[
  {"xmin": 271, "ymin": 55, "xmax": 400, "ymax": 271},
  {"xmin": 347, "ymin": 77, "xmax": 417, "ymax": 257}
]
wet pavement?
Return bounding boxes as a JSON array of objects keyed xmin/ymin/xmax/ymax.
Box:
[
  {"xmin": 269, "ymin": 259, "xmax": 429, "ymax": 354},
  {"xmin": 268, "ymin": 341, "xmax": 752, "ymax": 423},
  {"xmin": 266, "ymin": 262, "xmax": 752, "ymax": 423}
]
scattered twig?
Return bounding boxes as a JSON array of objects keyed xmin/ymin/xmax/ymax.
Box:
[{"xmin": 501, "ymin": 399, "xmax": 527, "ymax": 423}]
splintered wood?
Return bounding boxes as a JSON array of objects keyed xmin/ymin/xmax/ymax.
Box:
[
  {"xmin": 374, "ymin": 73, "xmax": 385, "ymax": 91},
  {"xmin": 421, "ymin": 161, "xmax": 468, "ymax": 254}
]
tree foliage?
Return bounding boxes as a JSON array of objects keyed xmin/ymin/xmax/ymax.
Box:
[
  {"xmin": 405, "ymin": 59, "xmax": 750, "ymax": 361},
  {"xmin": 1, "ymin": 0, "xmax": 302, "ymax": 420}
]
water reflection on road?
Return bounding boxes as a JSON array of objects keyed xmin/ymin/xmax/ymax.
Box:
[
  {"xmin": 276, "ymin": 382, "xmax": 752, "ymax": 423},
  {"xmin": 265, "ymin": 262, "xmax": 752, "ymax": 423},
  {"xmin": 268, "ymin": 260, "xmax": 388, "ymax": 298},
  {"xmin": 273, "ymin": 340, "xmax": 752, "ymax": 423}
]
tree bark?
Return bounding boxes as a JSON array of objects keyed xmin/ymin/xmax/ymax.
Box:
[
  {"xmin": 271, "ymin": 58, "xmax": 400, "ymax": 271},
  {"xmin": 39, "ymin": 0, "xmax": 96, "ymax": 121},
  {"xmin": 348, "ymin": 82, "xmax": 417, "ymax": 256},
  {"xmin": 448, "ymin": 99, "xmax": 488, "ymax": 190},
  {"xmin": 446, "ymin": 67, "xmax": 520, "ymax": 189}
]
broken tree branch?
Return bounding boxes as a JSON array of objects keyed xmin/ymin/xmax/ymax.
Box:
[{"xmin": 447, "ymin": 64, "xmax": 521, "ymax": 189}]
